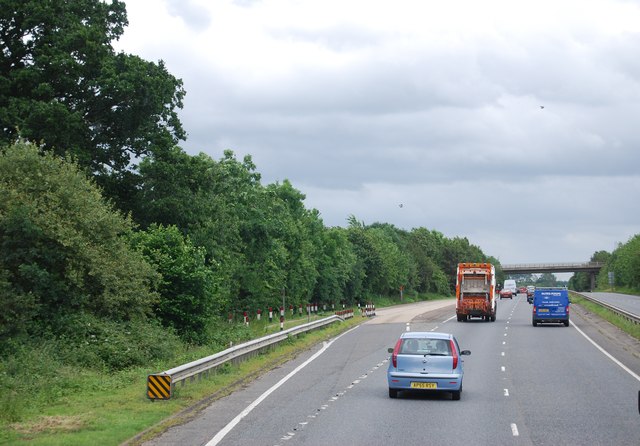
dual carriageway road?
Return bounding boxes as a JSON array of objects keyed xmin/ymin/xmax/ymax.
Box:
[{"xmin": 143, "ymin": 294, "xmax": 640, "ymax": 446}]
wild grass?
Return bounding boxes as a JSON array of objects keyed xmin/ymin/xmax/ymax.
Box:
[
  {"xmin": 570, "ymin": 293, "xmax": 640, "ymax": 340},
  {"xmin": 0, "ymin": 313, "xmax": 362, "ymax": 445},
  {"xmin": 0, "ymin": 293, "xmax": 452, "ymax": 445},
  {"xmin": 594, "ymin": 285, "xmax": 640, "ymax": 296}
]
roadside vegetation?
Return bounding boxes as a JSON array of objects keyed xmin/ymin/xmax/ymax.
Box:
[
  {"xmin": 0, "ymin": 292, "xmax": 442, "ymax": 445},
  {"xmin": 0, "ymin": 314, "xmax": 365, "ymax": 445},
  {"xmin": 569, "ymin": 238, "xmax": 640, "ymax": 293},
  {"xmin": 569, "ymin": 293, "xmax": 640, "ymax": 341}
]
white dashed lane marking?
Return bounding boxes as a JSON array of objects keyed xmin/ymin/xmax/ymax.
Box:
[{"xmin": 271, "ymin": 357, "xmax": 390, "ymax": 445}]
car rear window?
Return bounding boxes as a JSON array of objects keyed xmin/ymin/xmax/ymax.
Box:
[{"xmin": 400, "ymin": 338, "xmax": 451, "ymax": 355}]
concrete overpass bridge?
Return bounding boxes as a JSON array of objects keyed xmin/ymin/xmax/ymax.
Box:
[{"xmin": 500, "ymin": 262, "xmax": 605, "ymax": 290}]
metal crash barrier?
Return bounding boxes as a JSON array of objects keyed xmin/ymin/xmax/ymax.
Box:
[{"xmin": 147, "ymin": 313, "xmax": 351, "ymax": 400}]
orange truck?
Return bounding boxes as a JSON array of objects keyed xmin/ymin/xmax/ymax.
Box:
[{"xmin": 455, "ymin": 262, "xmax": 497, "ymax": 322}]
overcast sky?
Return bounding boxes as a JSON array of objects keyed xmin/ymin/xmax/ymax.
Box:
[{"xmin": 115, "ymin": 0, "xmax": 640, "ymax": 266}]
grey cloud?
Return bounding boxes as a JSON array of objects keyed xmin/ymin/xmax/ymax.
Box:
[
  {"xmin": 164, "ymin": 0, "xmax": 212, "ymax": 31},
  {"xmin": 302, "ymin": 175, "xmax": 640, "ymax": 264},
  {"xmin": 232, "ymin": 0, "xmax": 262, "ymax": 7},
  {"xmin": 120, "ymin": 0, "xmax": 640, "ymax": 265},
  {"xmin": 268, "ymin": 24, "xmax": 385, "ymax": 52}
]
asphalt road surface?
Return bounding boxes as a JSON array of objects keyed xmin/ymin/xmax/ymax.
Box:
[
  {"xmin": 142, "ymin": 297, "xmax": 640, "ymax": 446},
  {"xmin": 579, "ymin": 291, "xmax": 640, "ymax": 316}
]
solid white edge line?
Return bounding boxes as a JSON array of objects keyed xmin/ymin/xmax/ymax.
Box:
[
  {"xmin": 570, "ymin": 321, "xmax": 640, "ymax": 382},
  {"xmin": 205, "ymin": 325, "xmax": 360, "ymax": 446}
]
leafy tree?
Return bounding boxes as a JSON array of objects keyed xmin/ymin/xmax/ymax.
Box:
[
  {"xmin": 313, "ymin": 227, "xmax": 356, "ymax": 304},
  {"xmin": 0, "ymin": 142, "xmax": 158, "ymax": 349},
  {"xmin": 270, "ymin": 181, "xmax": 322, "ymax": 305},
  {"xmin": 346, "ymin": 218, "xmax": 413, "ymax": 298},
  {"xmin": 611, "ymin": 235, "xmax": 640, "ymax": 289},
  {"xmin": 535, "ymin": 273, "xmax": 559, "ymax": 287},
  {"xmin": 0, "ymin": 0, "xmax": 185, "ymax": 206},
  {"xmin": 430, "ymin": 267, "xmax": 452, "ymax": 295},
  {"xmin": 234, "ymin": 184, "xmax": 288, "ymax": 312},
  {"xmin": 129, "ymin": 224, "xmax": 218, "ymax": 344},
  {"xmin": 369, "ymin": 224, "xmax": 415, "ymax": 295},
  {"xmin": 136, "ymin": 148, "xmax": 248, "ymax": 310},
  {"xmin": 343, "ymin": 216, "xmax": 368, "ymax": 301},
  {"xmin": 407, "ymin": 228, "xmax": 447, "ymax": 293},
  {"xmin": 570, "ymin": 250, "xmax": 611, "ymax": 291}
]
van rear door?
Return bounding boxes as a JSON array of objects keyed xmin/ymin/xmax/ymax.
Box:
[{"xmin": 533, "ymin": 289, "xmax": 569, "ymax": 326}]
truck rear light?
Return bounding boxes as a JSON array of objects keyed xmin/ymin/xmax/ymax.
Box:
[
  {"xmin": 450, "ymin": 339, "xmax": 458, "ymax": 369},
  {"xmin": 392, "ymin": 338, "xmax": 402, "ymax": 368}
]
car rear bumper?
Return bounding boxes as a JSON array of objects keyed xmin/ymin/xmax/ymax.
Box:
[{"xmin": 388, "ymin": 373, "xmax": 462, "ymax": 391}]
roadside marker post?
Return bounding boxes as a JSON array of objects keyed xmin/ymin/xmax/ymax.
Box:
[{"xmin": 147, "ymin": 374, "xmax": 172, "ymax": 400}]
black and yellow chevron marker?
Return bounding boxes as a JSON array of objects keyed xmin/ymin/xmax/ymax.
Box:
[{"xmin": 147, "ymin": 374, "xmax": 172, "ymax": 400}]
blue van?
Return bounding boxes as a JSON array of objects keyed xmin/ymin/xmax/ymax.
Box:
[{"xmin": 532, "ymin": 288, "xmax": 570, "ymax": 327}]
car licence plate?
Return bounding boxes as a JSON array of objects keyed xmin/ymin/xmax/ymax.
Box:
[
  {"xmin": 411, "ymin": 382, "xmax": 437, "ymax": 389},
  {"xmin": 538, "ymin": 309, "xmax": 549, "ymax": 313}
]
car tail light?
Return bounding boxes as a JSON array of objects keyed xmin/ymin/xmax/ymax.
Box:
[
  {"xmin": 391, "ymin": 338, "xmax": 402, "ymax": 368},
  {"xmin": 450, "ymin": 339, "xmax": 458, "ymax": 369},
  {"xmin": 566, "ymin": 306, "xmax": 570, "ymax": 314}
]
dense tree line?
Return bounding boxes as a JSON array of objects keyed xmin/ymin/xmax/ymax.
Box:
[
  {"xmin": 569, "ymin": 240, "xmax": 640, "ymax": 292},
  {"xmin": 1, "ymin": 2, "xmax": 499, "ymax": 368},
  {"xmin": 0, "ymin": 141, "xmax": 497, "ymax": 356}
]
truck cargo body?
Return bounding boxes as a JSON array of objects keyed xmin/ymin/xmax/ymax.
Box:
[{"xmin": 456, "ymin": 262, "xmax": 497, "ymax": 322}]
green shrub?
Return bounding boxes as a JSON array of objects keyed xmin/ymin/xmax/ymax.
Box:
[{"xmin": 49, "ymin": 314, "xmax": 182, "ymax": 371}]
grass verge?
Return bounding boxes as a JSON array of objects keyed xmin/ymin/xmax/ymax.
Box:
[
  {"xmin": 570, "ymin": 293, "xmax": 640, "ymax": 340},
  {"xmin": 594, "ymin": 286, "xmax": 640, "ymax": 296},
  {"xmin": 0, "ymin": 316, "xmax": 364, "ymax": 446}
]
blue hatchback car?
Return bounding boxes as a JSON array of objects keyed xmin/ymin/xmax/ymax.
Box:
[{"xmin": 387, "ymin": 332, "xmax": 470, "ymax": 400}]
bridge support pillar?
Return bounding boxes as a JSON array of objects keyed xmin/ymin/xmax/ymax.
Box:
[{"xmin": 590, "ymin": 272, "xmax": 596, "ymax": 292}]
